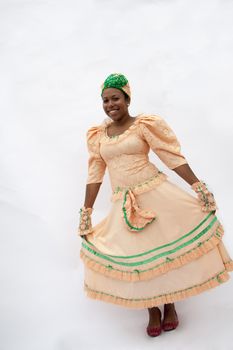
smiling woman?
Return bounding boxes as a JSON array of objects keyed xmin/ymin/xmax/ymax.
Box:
[
  {"xmin": 101, "ymin": 74, "xmax": 138, "ymax": 137},
  {"xmin": 78, "ymin": 73, "xmax": 233, "ymax": 338}
]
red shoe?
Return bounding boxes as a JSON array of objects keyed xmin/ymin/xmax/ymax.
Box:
[
  {"xmin": 146, "ymin": 326, "xmax": 162, "ymax": 337},
  {"xmin": 162, "ymin": 309, "xmax": 179, "ymax": 331},
  {"xmin": 146, "ymin": 308, "xmax": 162, "ymax": 337}
]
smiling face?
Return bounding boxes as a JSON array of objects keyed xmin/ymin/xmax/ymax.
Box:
[{"xmin": 102, "ymin": 88, "xmax": 130, "ymax": 121}]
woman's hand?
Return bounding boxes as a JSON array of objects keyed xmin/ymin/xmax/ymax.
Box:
[
  {"xmin": 191, "ymin": 181, "xmax": 218, "ymax": 213},
  {"xmin": 78, "ymin": 207, "xmax": 93, "ymax": 237},
  {"xmin": 173, "ymin": 164, "xmax": 217, "ymax": 213},
  {"xmin": 78, "ymin": 183, "xmax": 103, "ymax": 237}
]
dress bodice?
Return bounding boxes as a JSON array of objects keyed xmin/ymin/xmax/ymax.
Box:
[{"xmin": 86, "ymin": 114, "xmax": 187, "ymax": 193}]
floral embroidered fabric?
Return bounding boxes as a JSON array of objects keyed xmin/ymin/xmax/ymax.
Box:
[
  {"xmin": 86, "ymin": 114, "xmax": 188, "ymax": 230},
  {"xmin": 86, "ymin": 114, "xmax": 187, "ymax": 186}
]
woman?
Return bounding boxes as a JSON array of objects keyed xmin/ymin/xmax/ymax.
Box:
[{"xmin": 78, "ymin": 73, "xmax": 233, "ymax": 337}]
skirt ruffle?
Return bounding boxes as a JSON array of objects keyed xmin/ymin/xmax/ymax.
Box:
[{"xmin": 80, "ymin": 179, "xmax": 233, "ymax": 309}]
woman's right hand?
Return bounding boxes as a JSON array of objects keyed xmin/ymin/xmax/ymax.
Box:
[{"xmin": 78, "ymin": 207, "xmax": 93, "ymax": 237}]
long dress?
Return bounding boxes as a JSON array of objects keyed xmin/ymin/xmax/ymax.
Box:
[{"xmin": 80, "ymin": 114, "xmax": 233, "ymax": 309}]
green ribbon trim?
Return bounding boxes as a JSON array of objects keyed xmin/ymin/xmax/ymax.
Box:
[
  {"xmin": 81, "ymin": 216, "xmax": 217, "ymax": 267},
  {"xmin": 83, "ymin": 212, "xmax": 214, "ymax": 259},
  {"xmin": 81, "ymin": 227, "xmax": 221, "ymax": 275}
]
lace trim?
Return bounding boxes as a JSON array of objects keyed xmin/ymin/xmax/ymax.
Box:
[
  {"xmin": 100, "ymin": 114, "xmax": 145, "ymax": 144},
  {"xmin": 111, "ymin": 171, "xmax": 167, "ymax": 202},
  {"xmin": 80, "ymin": 224, "xmax": 224, "ymax": 282},
  {"xmin": 83, "ymin": 270, "xmax": 230, "ymax": 309},
  {"xmin": 97, "ymin": 114, "xmax": 172, "ymax": 145}
]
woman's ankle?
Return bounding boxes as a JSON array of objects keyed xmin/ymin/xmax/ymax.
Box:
[
  {"xmin": 164, "ymin": 303, "xmax": 175, "ymax": 310},
  {"xmin": 148, "ymin": 307, "xmax": 161, "ymax": 317}
]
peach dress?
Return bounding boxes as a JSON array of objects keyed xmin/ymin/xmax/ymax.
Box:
[{"xmin": 80, "ymin": 114, "xmax": 233, "ymax": 309}]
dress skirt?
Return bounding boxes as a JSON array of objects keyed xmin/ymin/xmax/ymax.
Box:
[{"xmin": 80, "ymin": 179, "xmax": 233, "ymax": 309}]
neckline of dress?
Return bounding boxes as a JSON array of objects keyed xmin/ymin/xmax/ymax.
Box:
[{"xmin": 104, "ymin": 114, "xmax": 142, "ymax": 139}]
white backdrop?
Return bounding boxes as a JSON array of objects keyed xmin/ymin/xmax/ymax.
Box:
[{"xmin": 1, "ymin": 0, "xmax": 233, "ymax": 349}]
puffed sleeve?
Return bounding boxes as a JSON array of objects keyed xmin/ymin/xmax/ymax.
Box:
[
  {"xmin": 86, "ymin": 126, "xmax": 106, "ymax": 184},
  {"xmin": 139, "ymin": 115, "xmax": 188, "ymax": 169}
]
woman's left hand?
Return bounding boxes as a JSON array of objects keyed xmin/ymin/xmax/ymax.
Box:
[{"xmin": 191, "ymin": 181, "xmax": 218, "ymax": 213}]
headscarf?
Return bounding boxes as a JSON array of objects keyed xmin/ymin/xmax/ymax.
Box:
[{"xmin": 101, "ymin": 73, "xmax": 131, "ymax": 99}]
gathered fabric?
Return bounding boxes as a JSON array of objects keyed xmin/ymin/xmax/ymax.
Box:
[{"xmin": 121, "ymin": 188, "xmax": 157, "ymax": 232}]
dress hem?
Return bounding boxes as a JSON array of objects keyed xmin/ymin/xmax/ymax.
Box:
[{"xmin": 83, "ymin": 269, "xmax": 231, "ymax": 309}]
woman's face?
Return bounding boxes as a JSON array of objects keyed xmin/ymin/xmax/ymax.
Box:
[{"xmin": 102, "ymin": 88, "xmax": 130, "ymax": 121}]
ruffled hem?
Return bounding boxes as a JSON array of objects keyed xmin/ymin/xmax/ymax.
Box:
[
  {"xmin": 84, "ymin": 270, "xmax": 230, "ymax": 309},
  {"xmin": 80, "ymin": 224, "xmax": 225, "ymax": 282}
]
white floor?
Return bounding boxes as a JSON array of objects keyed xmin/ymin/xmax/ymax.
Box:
[{"xmin": 1, "ymin": 0, "xmax": 233, "ymax": 349}]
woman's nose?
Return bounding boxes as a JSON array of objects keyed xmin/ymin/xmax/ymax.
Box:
[{"xmin": 108, "ymin": 100, "xmax": 114, "ymax": 108}]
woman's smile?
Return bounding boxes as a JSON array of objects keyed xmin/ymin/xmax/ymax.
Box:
[{"xmin": 108, "ymin": 109, "xmax": 119, "ymax": 116}]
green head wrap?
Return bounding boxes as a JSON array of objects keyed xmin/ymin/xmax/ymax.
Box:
[{"xmin": 101, "ymin": 73, "xmax": 131, "ymax": 99}]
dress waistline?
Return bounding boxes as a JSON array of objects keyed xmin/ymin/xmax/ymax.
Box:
[{"xmin": 111, "ymin": 171, "xmax": 167, "ymax": 202}]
